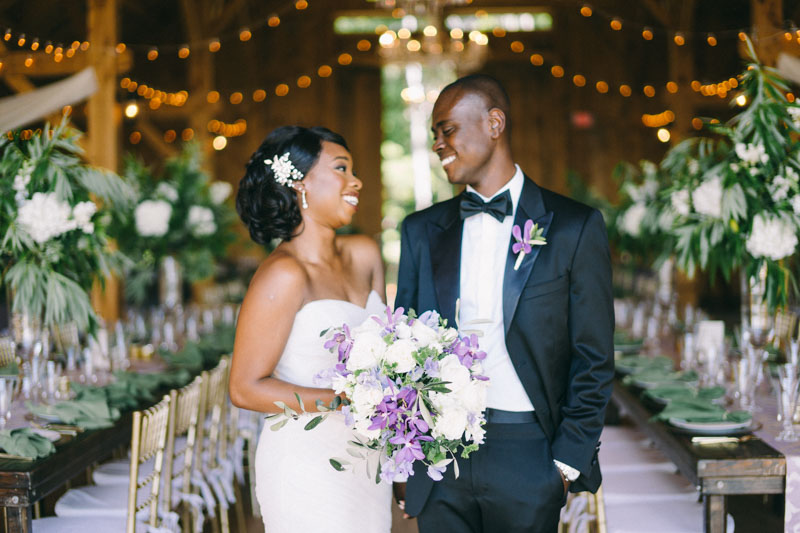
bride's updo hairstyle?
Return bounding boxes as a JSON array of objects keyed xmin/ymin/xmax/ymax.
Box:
[{"xmin": 237, "ymin": 125, "xmax": 349, "ymax": 244}]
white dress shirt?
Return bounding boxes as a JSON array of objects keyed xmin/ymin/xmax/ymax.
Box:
[
  {"xmin": 460, "ymin": 165, "xmax": 532, "ymax": 411},
  {"xmin": 458, "ymin": 164, "xmax": 580, "ymax": 482}
]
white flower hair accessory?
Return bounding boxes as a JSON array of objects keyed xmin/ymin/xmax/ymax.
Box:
[{"xmin": 265, "ymin": 152, "xmax": 304, "ymax": 187}]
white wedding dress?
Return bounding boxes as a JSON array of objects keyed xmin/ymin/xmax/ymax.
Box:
[{"xmin": 254, "ymin": 290, "xmax": 392, "ymax": 532}]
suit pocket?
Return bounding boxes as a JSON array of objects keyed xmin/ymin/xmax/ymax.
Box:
[{"xmin": 521, "ymin": 275, "xmax": 568, "ymax": 300}]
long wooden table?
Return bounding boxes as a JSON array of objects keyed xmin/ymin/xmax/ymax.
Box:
[
  {"xmin": 0, "ymin": 412, "xmax": 132, "ymax": 533},
  {"xmin": 612, "ymin": 381, "xmax": 786, "ymax": 533}
]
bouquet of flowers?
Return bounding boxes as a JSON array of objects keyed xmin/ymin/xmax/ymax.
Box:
[
  {"xmin": 310, "ymin": 307, "xmax": 489, "ymax": 483},
  {"xmin": 109, "ymin": 143, "xmax": 237, "ymax": 306},
  {"xmin": 267, "ymin": 308, "xmax": 489, "ymax": 482},
  {"xmin": 0, "ymin": 118, "xmax": 134, "ymax": 334}
]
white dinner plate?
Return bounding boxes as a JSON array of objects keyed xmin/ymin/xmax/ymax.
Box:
[{"xmin": 668, "ymin": 417, "xmax": 752, "ymax": 434}]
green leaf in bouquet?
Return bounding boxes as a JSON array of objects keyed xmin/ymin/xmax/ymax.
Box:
[
  {"xmin": 319, "ymin": 328, "xmax": 330, "ymax": 338},
  {"xmin": 304, "ymin": 415, "xmax": 325, "ymax": 431},
  {"xmin": 418, "ymin": 396, "xmax": 434, "ymax": 429},
  {"xmin": 331, "ymin": 395, "xmax": 342, "ymax": 410},
  {"xmin": 270, "ymin": 418, "xmax": 288, "ymax": 431},
  {"xmin": 294, "ymin": 392, "xmax": 305, "ymax": 413},
  {"xmin": 460, "ymin": 443, "xmax": 479, "ymax": 459},
  {"xmin": 330, "ymin": 458, "xmax": 348, "ymax": 471},
  {"xmin": 346, "ymin": 447, "xmax": 365, "ymax": 459}
]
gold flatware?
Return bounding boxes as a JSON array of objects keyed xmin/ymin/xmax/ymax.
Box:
[{"xmin": 691, "ymin": 435, "xmax": 758, "ymax": 445}]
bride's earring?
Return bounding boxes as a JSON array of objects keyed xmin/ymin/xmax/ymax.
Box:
[{"xmin": 301, "ymin": 189, "xmax": 308, "ymax": 209}]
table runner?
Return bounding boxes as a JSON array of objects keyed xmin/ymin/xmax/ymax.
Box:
[{"xmin": 753, "ymin": 394, "xmax": 800, "ymax": 533}]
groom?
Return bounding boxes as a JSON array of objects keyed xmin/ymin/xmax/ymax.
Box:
[{"xmin": 394, "ymin": 74, "xmax": 614, "ymax": 532}]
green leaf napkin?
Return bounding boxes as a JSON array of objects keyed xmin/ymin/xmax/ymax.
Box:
[
  {"xmin": 0, "ymin": 428, "xmax": 55, "ymax": 459},
  {"xmin": 652, "ymin": 398, "xmax": 752, "ymax": 424},
  {"xmin": 27, "ymin": 398, "xmax": 120, "ymax": 429},
  {"xmin": 644, "ymin": 385, "xmax": 726, "ymax": 404},
  {"xmin": 616, "ymin": 355, "xmax": 674, "ymax": 373}
]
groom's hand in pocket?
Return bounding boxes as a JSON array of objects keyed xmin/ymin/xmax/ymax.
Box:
[
  {"xmin": 393, "ymin": 482, "xmax": 410, "ymax": 519},
  {"xmin": 558, "ymin": 470, "xmax": 570, "ymax": 497}
]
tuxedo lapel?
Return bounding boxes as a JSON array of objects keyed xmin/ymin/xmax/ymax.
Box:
[
  {"xmin": 503, "ymin": 178, "xmax": 553, "ymax": 335},
  {"xmin": 427, "ymin": 199, "xmax": 463, "ymax": 327}
]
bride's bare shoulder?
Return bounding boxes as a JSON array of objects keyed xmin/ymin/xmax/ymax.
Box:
[
  {"xmin": 245, "ymin": 249, "xmax": 309, "ymax": 306},
  {"xmin": 337, "ymin": 234, "xmax": 380, "ymax": 264}
]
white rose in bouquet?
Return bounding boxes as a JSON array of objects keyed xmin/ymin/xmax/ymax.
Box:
[
  {"xmin": 439, "ymin": 353, "xmax": 472, "ymax": 393},
  {"xmin": 188, "ymin": 205, "xmax": 216, "ymax": 236},
  {"xmin": 792, "ymin": 195, "xmax": 800, "ymax": 216},
  {"xmin": 431, "ymin": 400, "xmax": 469, "ymax": 441},
  {"xmin": 135, "ymin": 200, "xmax": 172, "ymax": 237},
  {"xmin": 746, "ymin": 214, "xmax": 798, "ymax": 261},
  {"xmin": 209, "ymin": 181, "xmax": 233, "ymax": 204},
  {"xmin": 410, "ymin": 320, "xmax": 439, "ymax": 348},
  {"xmin": 346, "ymin": 331, "xmax": 386, "ymax": 371},
  {"xmin": 351, "ymin": 377, "xmax": 385, "ymax": 414},
  {"xmin": 17, "ymin": 192, "xmax": 74, "ymax": 244},
  {"xmin": 383, "ymin": 338, "xmax": 418, "ymax": 373}
]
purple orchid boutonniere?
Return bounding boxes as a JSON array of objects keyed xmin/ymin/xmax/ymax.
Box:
[{"xmin": 512, "ymin": 219, "xmax": 547, "ymax": 271}]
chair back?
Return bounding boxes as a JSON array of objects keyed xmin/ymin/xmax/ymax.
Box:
[
  {"xmin": 205, "ymin": 356, "xmax": 230, "ymax": 468},
  {"xmin": 162, "ymin": 375, "xmax": 203, "ymax": 515},
  {"xmin": 127, "ymin": 393, "xmax": 171, "ymax": 533}
]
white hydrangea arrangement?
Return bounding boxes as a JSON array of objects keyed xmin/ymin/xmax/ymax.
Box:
[
  {"xmin": 0, "ymin": 119, "xmax": 134, "ymax": 332},
  {"xmin": 109, "ymin": 143, "xmax": 236, "ymax": 306},
  {"xmin": 656, "ymin": 42, "xmax": 800, "ymax": 310}
]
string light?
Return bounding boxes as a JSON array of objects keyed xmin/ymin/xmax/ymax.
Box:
[
  {"xmin": 657, "ymin": 128, "xmax": 670, "ymax": 143},
  {"xmin": 673, "ymin": 32, "xmax": 685, "ymax": 46},
  {"xmin": 208, "ymin": 119, "xmax": 247, "ymax": 137},
  {"xmin": 609, "ymin": 18, "xmax": 622, "ymax": 31},
  {"xmin": 239, "ymin": 28, "xmax": 252, "ymax": 41},
  {"xmin": 580, "ymin": 5, "xmax": 592, "ymax": 17}
]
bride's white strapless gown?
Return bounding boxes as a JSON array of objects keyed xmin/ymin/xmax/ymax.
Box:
[{"xmin": 254, "ymin": 290, "xmax": 392, "ymax": 532}]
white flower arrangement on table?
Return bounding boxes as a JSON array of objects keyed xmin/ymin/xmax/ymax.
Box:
[
  {"xmin": 270, "ymin": 307, "xmax": 490, "ymax": 483},
  {"xmin": 109, "ymin": 143, "xmax": 237, "ymax": 306},
  {"xmin": 0, "ymin": 118, "xmax": 134, "ymax": 333},
  {"xmin": 657, "ymin": 40, "xmax": 800, "ymax": 310}
]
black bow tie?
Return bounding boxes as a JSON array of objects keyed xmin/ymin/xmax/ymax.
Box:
[{"xmin": 459, "ymin": 190, "xmax": 512, "ymax": 222}]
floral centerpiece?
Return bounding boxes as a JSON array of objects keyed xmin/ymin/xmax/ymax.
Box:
[
  {"xmin": 272, "ymin": 307, "xmax": 489, "ymax": 483},
  {"xmin": 109, "ymin": 143, "xmax": 236, "ymax": 306},
  {"xmin": 609, "ymin": 160, "xmax": 676, "ymax": 269},
  {"xmin": 662, "ymin": 41, "xmax": 800, "ymax": 311},
  {"xmin": 0, "ymin": 118, "xmax": 134, "ymax": 333}
]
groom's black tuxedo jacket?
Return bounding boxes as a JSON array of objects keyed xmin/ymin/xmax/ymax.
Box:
[{"xmin": 395, "ymin": 175, "xmax": 614, "ymax": 516}]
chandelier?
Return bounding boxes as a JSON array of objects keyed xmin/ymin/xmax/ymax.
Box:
[{"xmin": 372, "ymin": 0, "xmax": 487, "ymax": 70}]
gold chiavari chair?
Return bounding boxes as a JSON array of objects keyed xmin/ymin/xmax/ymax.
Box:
[
  {"xmin": 162, "ymin": 375, "xmax": 204, "ymax": 533},
  {"xmin": 33, "ymin": 394, "xmax": 172, "ymax": 532},
  {"xmin": 774, "ymin": 309, "xmax": 798, "ymax": 353},
  {"xmin": 0, "ymin": 337, "xmax": 16, "ymax": 367},
  {"xmin": 188, "ymin": 357, "xmax": 231, "ymax": 533},
  {"xmin": 558, "ymin": 488, "xmax": 605, "ymax": 533},
  {"xmin": 205, "ymin": 357, "xmax": 234, "ymax": 533}
]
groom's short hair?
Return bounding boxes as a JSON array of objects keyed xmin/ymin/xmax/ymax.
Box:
[{"xmin": 439, "ymin": 74, "xmax": 512, "ymax": 133}]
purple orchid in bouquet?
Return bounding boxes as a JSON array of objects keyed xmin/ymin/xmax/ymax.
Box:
[{"xmin": 313, "ymin": 306, "xmax": 490, "ymax": 483}]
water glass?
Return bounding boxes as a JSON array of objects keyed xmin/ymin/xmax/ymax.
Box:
[
  {"xmin": 774, "ymin": 363, "xmax": 800, "ymax": 442},
  {"xmin": 0, "ymin": 377, "xmax": 18, "ymax": 428}
]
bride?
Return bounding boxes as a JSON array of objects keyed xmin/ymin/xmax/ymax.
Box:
[{"xmin": 229, "ymin": 125, "xmax": 392, "ymax": 532}]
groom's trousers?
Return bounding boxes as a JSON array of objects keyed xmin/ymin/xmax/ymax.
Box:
[{"xmin": 416, "ymin": 410, "xmax": 567, "ymax": 533}]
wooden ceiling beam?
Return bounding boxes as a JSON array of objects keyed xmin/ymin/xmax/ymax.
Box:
[
  {"xmin": 208, "ymin": 0, "xmax": 248, "ymax": 37},
  {"xmin": 135, "ymin": 116, "xmax": 178, "ymax": 159}
]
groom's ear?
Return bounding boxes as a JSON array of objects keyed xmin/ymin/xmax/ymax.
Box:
[{"xmin": 487, "ymin": 108, "xmax": 506, "ymax": 139}]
